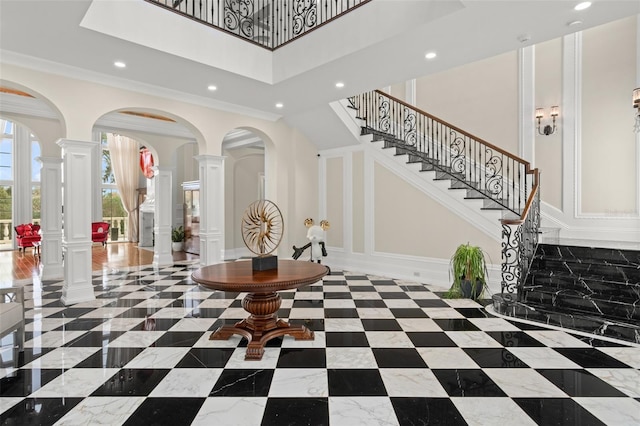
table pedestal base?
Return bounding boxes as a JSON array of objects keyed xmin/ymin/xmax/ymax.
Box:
[{"xmin": 209, "ymin": 291, "xmax": 314, "ymax": 360}]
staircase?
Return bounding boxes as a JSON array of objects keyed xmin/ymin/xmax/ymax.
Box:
[{"xmin": 516, "ymin": 243, "xmax": 640, "ymax": 344}]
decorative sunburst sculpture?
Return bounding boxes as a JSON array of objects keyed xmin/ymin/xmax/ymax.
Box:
[{"xmin": 241, "ymin": 199, "xmax": 284, "ymax": 257}]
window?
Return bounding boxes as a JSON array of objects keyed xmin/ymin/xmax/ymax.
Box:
[
  {"xmin": 100, "ymin": 132, "xmax": 127, "ymax": 240},
  {"xmin": 31, "ymin": 138, "xmax": 41, "ymax": 223}
]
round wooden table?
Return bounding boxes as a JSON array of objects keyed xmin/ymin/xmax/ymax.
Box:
[{"xmin": 192, "ymin": 260, "xmax": 329, "ymax": 360}]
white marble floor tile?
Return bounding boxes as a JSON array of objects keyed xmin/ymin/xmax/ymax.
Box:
[
  {"xmin": 191, "ymin": 397, "xmax": 267, "ymax": 426},
  {"xmin": 422, "ymin": 308, "xmax": 465, "ymax": 319},
  {"xmin": 191, "ymin": 299, "xmax": 235, "ymax": 309},
  {"xmin": 31, "ymin": 368, "xmax": 119, "ymax": 397},
  {"xmin": 416, "ymin": 348, "xmax": 479, "ymax": 369},
  {"xmin": 150, "ymin": 307, "xmax": 195, "ymax": 319},
  {"xmin": 506, "ymin": 347, "xmax": 582, "ymax": 369},
  {"xmin": 192, "ymin": 332, "xmax": 243, "ymax": 348},
  {"xmin": 442, "ymin": 299, "xmax": 483, "ymax": 308},
  {"xmin": 54, "ymin": 397, "xmax": 145, "ymax": 426},
  {"xmin": 365, "ymin": 331, "xmax": 414, "ymax": 348},
  {"xmin": 329, "ymin": 396, "xmax": 399, "ymax": 426},
  {"xmin": 289, "ymin": 307, "xmax": 326, "ymax": 319},
  {"xmin": 356, "ymin": 308, "xmax": 395, "ymax": 319},
  {"xmin": 218, "ymin": 308, "xmax": 251, "ymax": 319},
  {"xmin": 380, "ymin": 299, "xmax": 420, "ymax": 309},
  {"xmin": 124, "ymin": 347, "xmax": 191, "ymax": 368},
  {"xmin": 406, "ymin": 291, "xmax": 440, "ymax": 300},
  {"xmin": 25, "ymin": 317, "xmax": 73, "ymax": 332},
  {"xmin": 484, "ymin": 368, "xmax": 568, "ymax": 398},
  {"xmin": 324, "ymin": 319, "xmax": 364, "ymax": 332},
  {"xmin": 149, "ymin": 368, "xmax": 223, "ymax": 397},
  {"xmin": 0, "ymin": 398, "xmax": 22, "ymax": 416},
  {"xmin": 23, "ymin": 347, "xmax": 100, "ymax": 369},
  {"xmin": 396, "ymin": 318, "xmax": 441, "ymax": 332},
  {"xmin": 26, "ymin": 331, "xmax": 88, "ymax": 348},
  {"xmin": 294, "ymin": 291, "xmax": 324, "ymax": 300},
  {"xmin": 323, "ymin": 299, "xmax": 356, "ymax": 309},
  {"xmin": 281, "ymin": 331, "xmax": 326, "ymax": 348},
  {"xmin": 445, "ymin": 331, "xmax": 503, "ymax": 348},
  {"xmin": 374, "ymin": 286, "xmax": 404, "ymax": 292},
  {"xmin": 168, "ymin": 317, "xmax": 217, "ymax": 332},
  {"xmin": 467, "ymin": 318, "xmax": 522, "ymax": 332},
  {"xmin": 380, "ymin": 368, "xmax": 448, "ymax": 397},
  {"xmin": 224, "ymin": 347, "xmax": 280, "ymax": 369},
  {"xmin": 107, "ymin": 331, "xmax": 165, "ymax": 347},
  {"xmin": 350, "ymin": 292, "xmax": 382, "ymax": 300},
  {"xmin": 79, "ymin": 307, "xmax": 130, "ymax": 319},
  {"xmin": 133, "ymin": 298, "xmax": 174, "ymax": 309},
  {"xmin": 575, "ymin": 397, "xmax": 640, "ymax": 425},
  {"xmin": 25, "ymin": 307, "xmax": 66, "ymax": 319},
  {"xmin": 587, "ymin": 368, "xmax": 640, "ymax": 397},
  {"xmin": 268, "ymin": 368, "xmax": 328, "ymax": 397},
  {"xmin": 120, "ymin": 291, "xmax": 159, "ymax": 299},
  {"xmin": 326, "ymin": 348, "xmax": 378, "ymax": 369},
  {"xmin": 596, "ymin": 347, "xmax": 640, "ymax": 368},
  {"xmin": 92, "ymin": 318, "xmax": 144, "ymax": 332},
  {"xmin": 451, "ymin": 397, "xmax": 538, "ymax": 426},
  {"xmin": 523, "ymin": 330, "xmax": 592, "ymax": 347}
]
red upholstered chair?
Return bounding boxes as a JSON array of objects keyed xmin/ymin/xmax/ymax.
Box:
[
  {"xmin": 92, "ymin": 222, "xmax": 110, "ymax": 246},
  {"xmin": 15, "ymin": 223, "xmax": 42, "ymax": 253}
]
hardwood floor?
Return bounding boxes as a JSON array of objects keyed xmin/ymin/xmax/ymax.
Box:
[{"xmin": 1, "ymin": 243, "xmax": 199, "ymax": 285}]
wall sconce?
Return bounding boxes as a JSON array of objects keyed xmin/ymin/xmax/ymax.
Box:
[
  {"xmin": 535, "ymin": 106, "xmax": 559, "ymax": 136},
  {"xmin": 633, "ymin": 87, "xmax": 640, "ymax": 133}
]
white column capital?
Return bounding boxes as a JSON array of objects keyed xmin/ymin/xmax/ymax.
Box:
[
  {"xmin": 195, "ymin": 154, "xmax": 226, "ymax": 166},
  {"xmin": 37, "ymin": 156, "xmax": 63, "ymax": 165},
  {"xmin": 56, "ymin": 138, "xmax": 99, "ymax": 150}
]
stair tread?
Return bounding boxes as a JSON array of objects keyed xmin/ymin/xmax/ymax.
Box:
[
  {"xmin": 522, "ymin": 286, "xmax": 637, "ymax": 304},
  {"xmin": 529, "ymin": 268, "xmax": 639, "ymax": 285}
]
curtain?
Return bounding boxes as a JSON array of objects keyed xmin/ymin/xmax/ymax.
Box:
[{"xmin": 107, "ymin": 134, "xmax": 139, "ymax": 242}]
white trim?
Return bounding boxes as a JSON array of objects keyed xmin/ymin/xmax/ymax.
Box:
[
  {"xmin": 518, "ymin": 45, "xmax": 536, "ymax": 166},
  {"xmin": 343, "ymin": 151, "xmax": 353, "ymax": 254},
  {"xmin": 636, "ymin": 14, "xmax": 640, "ymax": 218},
  {"xmin": 363, "ymin": 148, "xmax": 374, "ymax": 256}
]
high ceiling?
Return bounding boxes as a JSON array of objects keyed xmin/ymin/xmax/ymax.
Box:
[{"xmin": 1, "ymin": 1, "xmax": 639, "ymax": 128}]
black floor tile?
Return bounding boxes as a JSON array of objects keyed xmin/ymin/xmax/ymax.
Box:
[
  {"xmin": 414, "ymin": 299, "xmax": 450, "ymax": 308},
  {"xmin": 354, "ymin": 300, "xmax": 387, "ymax": 308},
  {"xmin": 327, "ymin": 369, "xmax": 387, "ymax": 396},
  {"xmin": 276, "ymin": 348, "xmax": 326, "ymax": 368},
  {"xmin": 379, "ymin": 292, "xmax": 410, "ymax": 299},
  {"xmin": 75, "ymin": 347, "xmax": 144, "ymax": 368},
  {"xmin": 514, "ymin": 398, "xmax": 606, "ymax": 426},
  {"xmin": 54, "ymin": 318, "xmax": 109, "ymax": 331},
  {"xmin": 432, "ymin": 369, "xmax": 506, "ymax": 397},
  {"xmin": 455, "ymin": 308, "xmax": 491, "ymax": 318},
  {"xmin": 45, "ymin": 307, "xmax": 96, "ymax": 318},
  {"xmin": 0, "ymin": 397, "xmax": 83, "ymax": 426},
  {"xmin": 361, "ymin": 319, "xmax": 402, "ymax": 331},
  {"xmin": 175, "ymin": 348, "xmax": 235, "ymax": 368},
  {"xmin": 370, "ymin": 280, "xmax": 398, "ymax": 286},
  {"xmin": 407, "ymin": 332, "xmax": 457, "ymax": 347},
  {"xmin": 390, "ymin": 308, "xmax": 429, "ymax": 318},
  {"xmin": 0, "ymin": 369, "xmax": 63, "ymax": 396},
  {"xmin": 210, "ymin": 369, "xmax": 274, "ymax": 397},
  {"xmin": 64, "ymin": 330, "xmax": 126, "ymax": 347},
  {"xmin": 292, "ymin": 300, "xmax": 324, "ymax": 308},
  {"xmin": 91, "ymin": 368, "xmax": 170, "ymax": 396},
  {"xmin": 433, "ymin": 319, "xmax": 481, "ymax": 332},
  {"xmin": 373, "ymin": 348, "xmax": 427, "ymax": 368},
  {"xmin": 553, "ymin": 347, "xmax": 633, "ymax": 368},
  {"xmin": 486, "ymin": 331, "xmax": 546, "ymax": 347},
  {"xmin": 261, "ymin": 398, "xmax": 329, "ymax": 426},
  {"xmin": 537, "ymin": 369, "xmax": 627, "ymax": 397},
  {"xmin": 123, "ymin": 397, "xmax": 205, "ymax": 426},
  {"xmin": 462, "ymin": 348, "xmax": 528, "ymax": 368},
  {"xmin": 391, "ymin": 397, "xmax": 467, "ymax": 426},
  {"xmin": 349, "ymin": 286, "xmax": 376, "ymax": 292},
  {"xmin": 325, "ymin": 332, "xmax": 370, "ymax": 347},
  {"xmin": 187, "ymin": 307, "xmax": 226, "ymax": 318},
  {"xmin": 324, "ymin": 308, "xmax": 359, "ymax": 318},
  {"xmin": 323, "ymin": 292, "xmax": 352, "ymax": 299},
  {"xmin": 153, "ymin": 331, "xmax": 205, "ymax": 347}
]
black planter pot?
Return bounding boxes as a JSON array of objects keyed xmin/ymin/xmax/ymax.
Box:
[{"xmin": 460, "ymin": 279, "xmax": 483, "ymax": 300}]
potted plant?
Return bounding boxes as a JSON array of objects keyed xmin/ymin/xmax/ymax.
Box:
[
  {"xmin": 444, "ymin": 243, "xmax": 488, "ymax": 300},
  {"xmin": 171, "ymin": 226, "xmax": 184, "ymax": 252}
]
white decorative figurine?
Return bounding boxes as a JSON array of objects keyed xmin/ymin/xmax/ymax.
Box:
[{"xmin": 292, "ymin": 218, "xmax": 330, "ymax": 264}]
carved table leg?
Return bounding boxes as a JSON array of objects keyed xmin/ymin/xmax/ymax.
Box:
[{"xmin": 209, "ymin": 291, "xmax": 316, "ymax": 360}]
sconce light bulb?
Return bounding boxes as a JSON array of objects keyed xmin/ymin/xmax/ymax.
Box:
[
  {"xmin": 550, "ymin": 106, "xmax": 559, "ymax": 117},
  {"xmin": 535, "ymin": 108, "xmax": 544, "ymax": 119}
]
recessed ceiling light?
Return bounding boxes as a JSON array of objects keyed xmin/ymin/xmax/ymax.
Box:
[
  {"xmin": 114, "ymin": 61, "xmax": 126, "ymax": 68},
  {"xmin": 574, "ymin": 2, "xmax": 591, "ymax": 11},
  {"xmin": 335, "ymin": 82, "xmax": 345, "ymax": 88},
  {"xmin": 275, "ymin": 103, "xmax": 283, "ymax": 108},
  {"xmin": 425, "ymin": 52, "xmax": 437, "ymax": 60},
  {"xmin": 207, "ymin": 85, "xmax": 217, "ymax": 91},
  {"xmin": 568, "ymin": 20, "xmax": 583, "ymax": 26}
]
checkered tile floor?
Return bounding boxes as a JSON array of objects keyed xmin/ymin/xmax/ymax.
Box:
[{"xmin": 1, "ymin": 263, "xmax": 639, "ymax": 425}]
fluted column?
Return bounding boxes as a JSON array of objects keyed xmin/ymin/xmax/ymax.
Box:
[
  {"xmin": 152, "ymin": 166, "xmax": 173, "ymax": 267},
  {"xmin": 37, "ymin": 157, "xmax": 63, "ymax": 280},
  {"xmin": 196, "ymin": 155, "xmax": 225, "ymax": 266},
  {"xmin": 57, "ymin": 139, "xmax": 97, "ymax": 305}
]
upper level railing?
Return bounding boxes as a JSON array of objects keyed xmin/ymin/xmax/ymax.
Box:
[
  {"xmin": 348, "ymin": 90, "xmax": 540, "ymax": 294},
  {"xmin": 146, "ymin": 0, "xmax": 371, "ymax": 50}
]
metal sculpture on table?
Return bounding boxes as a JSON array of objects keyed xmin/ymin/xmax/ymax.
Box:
[{"xmin": 241, "ymin": 200, "xmax": 284, "ymax": 271}]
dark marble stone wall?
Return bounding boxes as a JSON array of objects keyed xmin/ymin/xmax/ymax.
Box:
[{"xmin": 503, "ymin": 243, "xmax": 640, "ymax": 344}]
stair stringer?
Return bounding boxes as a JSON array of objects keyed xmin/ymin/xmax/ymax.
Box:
[{"xmin": 330, "ymin": 99, "xmax": 503, "ymax": 243}]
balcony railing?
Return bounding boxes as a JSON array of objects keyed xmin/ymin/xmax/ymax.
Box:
[{"xmin": 146, "ymin": 0, "xmax": 371, "ymax": 49}]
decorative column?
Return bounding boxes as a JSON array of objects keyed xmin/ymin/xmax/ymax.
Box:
[
  {"xmin": 57, "ymin": 139, "xmax": 97, "ymax": 305},
  {"xmin": 196, "ymin": 155, "xmax": 225, "ymax": 266},
  {"xmin": 37, "ymin": 157, "xmax": 64, "ymax": 280},
  {"xmin": 152, "ymin": 166, "xmax": 173, "ymax": 267}
]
